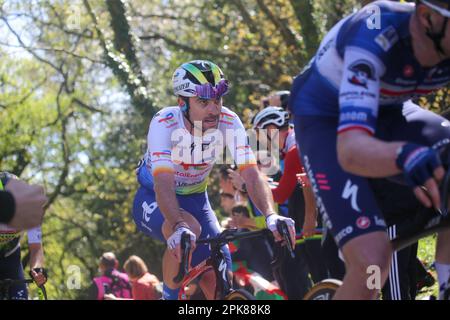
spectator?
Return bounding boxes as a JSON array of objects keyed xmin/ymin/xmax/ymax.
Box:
[
  {"xmin": 105, "ymin": 255, "xmax": 161, "ymax": 300},
  {"xmin": 88, "ymin": 252, "xmax": 132, "ymax": 300}
]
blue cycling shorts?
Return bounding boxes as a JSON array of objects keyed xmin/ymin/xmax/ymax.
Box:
[
  {"xmin": 132, "ymin": 167, "xmax": 231, "ymax": 269},
  {"xmin": 295, "ymin": 101, "xmax": 450, "ymax": 248}
]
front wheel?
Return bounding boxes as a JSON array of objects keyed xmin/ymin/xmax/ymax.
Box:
[
  {"xmin": 303, "ymin": 279, "xmax": 342, "ymax": 300},
  {"xmin": 224, "ymin": 289, "xmax": 255, "ymax": 300}
]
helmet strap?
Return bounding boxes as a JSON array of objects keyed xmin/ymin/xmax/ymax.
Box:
[
  {"xmin": 426, "ymin": 15, "xmax": 448, "ymax": 56},
  {"xmin": 181, "ymin": 97, "xmax": 195, "ymax": 132}
]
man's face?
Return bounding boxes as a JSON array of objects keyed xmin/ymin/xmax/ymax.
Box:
[
  {"xmin": 268, "ymin": 94, "xmax": 282, "ymax": 107},
  {"xmin": 220, "ymin": 192, "xmax": 235, "ymax": 215},
  {"xmin": 219, "ymin": 176, "xmax": 235, "ymax": 194},
  {"xmin": 262, "ymin": 124, "xmax": 289, "ymax": 151},
  {"xmin": 182, "ymin": 96, "xmax": 222, "ymax": 132}
]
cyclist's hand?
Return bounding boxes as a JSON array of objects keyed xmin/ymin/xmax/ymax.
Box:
[
  {"xmin": 5, "ymin": 179, "xmax": 47, "ymax": 230},
  {"xmin": 396, "ymin": 143, "xmax": 444, "ymax": 209},
  {"xmin": 266, "ymin": 214, "xmax": 296, "ymax": 247},
  {"xmin": 30, "ymin": 268, "xmax": 47, "ymax": 287},
  {"xmin": 167, "ymin": 226, "xmax": 196, "ymax": 262}
]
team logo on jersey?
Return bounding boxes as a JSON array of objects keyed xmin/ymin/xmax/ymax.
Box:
[
  {"xmin": 142, "ymin": 201, "xmax": 158, "ymax": 223},
  {"xmin": 403, "ymin": 65, "xmax": 414, "ymax": 78},
  {"xmin": 158, "ymin": 113, "xmax": 176, "ymax": 125},
  {"xmin": 374, "ymin": 26, "xmax": 399, "ymax": 52},
  {"xmin": 220, "ymin": 112, "xmax": 234, "ymax": 125},
  {"xmin": 348, "ymin": 60, "xmax": 375, "ymax": 89},
  {"xmin": 152, "ymin": 151, "xmax": 171, "ymax": 159},
  {"xmin": 356, "ymin": 216, "xmax": 371, "ymax": 230}
]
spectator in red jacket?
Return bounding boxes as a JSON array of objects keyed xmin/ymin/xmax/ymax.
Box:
[{"xmin": 105, "ymin": 255, "xmax": 161, "ymax": 300}]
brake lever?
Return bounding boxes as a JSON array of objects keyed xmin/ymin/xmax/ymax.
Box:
[
  {"xmin": 276, "ymin": 221, "xmax": 295, "ymax": 259},
  {"xmin": 173, "ymin": 232, "xmax": 191, "ymax": 283}
]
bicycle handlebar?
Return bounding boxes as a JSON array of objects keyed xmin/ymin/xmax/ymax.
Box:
[
  {"xmin": 173, "ymin": 227, "xmax": 275, "ymax": 283},
  {"xmin": 173, "ymin": 232, "xmax": 191, "ymax": 284},
  {"xmin": 277, "ymin": 220, "xmax": 295, "ymax": 259},
  {"xmin": 196, "ymin": 228, "xmax": 271, "ymax": 246}
]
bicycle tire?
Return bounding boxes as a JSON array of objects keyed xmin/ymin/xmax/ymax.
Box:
[
  {"xmin": 224, "ymin": 289, "xmax": 255, "ymax": 300},
  {"xmin": 303, "ymin": 279, "xmax": 342, "ymax": 300}
]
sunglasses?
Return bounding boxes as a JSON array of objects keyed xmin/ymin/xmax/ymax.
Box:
[{"xmin": 195, "ymin": 80, "xmax": 229, "ymax": 100}]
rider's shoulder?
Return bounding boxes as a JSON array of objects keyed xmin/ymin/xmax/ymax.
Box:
[
  {"xmin": 219, "ymin": 106, "xmax": 240, "ymax": 125},
  {"xmin": 150, "ymin": 106, "xmax": 182, "ymax": 126},
  {"xmin": 341, "ymin": 1, "xmax": 412, "ymax": 44}
]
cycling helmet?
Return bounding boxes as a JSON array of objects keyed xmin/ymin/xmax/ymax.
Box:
[
  {"xmin": 172, "ymin": 60, "xmax": 228, "ymax": 98},
  {"xmin": 172, "ymin": 60, "xmax": 229, "ymax": 127},
  {"xmin": 252, "ymin": 106, "xmax": 290, "ymax": 130}
]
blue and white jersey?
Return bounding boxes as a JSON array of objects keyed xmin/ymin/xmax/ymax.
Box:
[{"xmin": 290, "ymin": 0, "xmax": 450, "ymax": 135}]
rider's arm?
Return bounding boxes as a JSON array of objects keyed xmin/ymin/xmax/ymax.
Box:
[
  {"xmin": 147, "ymin": 110, "xmax": 187, "ymax": 231},
  {"xmin": 153, "ymin": 172, "xmax": 185, "ymax": 230},
  {"xmin": 302, "ymin": 185, "xmax": 318, "ymax": 237},
  {"xmin": 28, "ymin": 227, "xmax": 44, "ymax": 270},
  {"xmin": 338, "ymin": 130, "xmax": 404, "ymax": 177},
  {"xmin": 337, "ymin": 46, "xmax": 443, "ymax": 209},
  {"xmin": 240, "ymin": 166, "xmax": 277, "ymax": 218},
  {"xmin": 29, "ymin": 243, "xmax": 44, "ymax": 270},
  {"xmin": 226, "ymin": 112, "xmax": 275, "ymax": 217},
  {"xmin": 336, "ymin": 45, "xmax": 404, "ymax": 177},
  {"xmin": 271, "ymin": 147, "xmax": 302, "ymax": 204},
  {"xmin": 227, "ymin": 110, "xmax": 295, "ymax": 243}
]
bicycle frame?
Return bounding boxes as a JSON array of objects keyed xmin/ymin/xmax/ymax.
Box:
[
  {"xmin": 177, "ymin": 245, "xmax": 233, "ymax": 300},
  {"xmin": 175, "ymin": 227, "xmax": 285, "ymax": 300}
]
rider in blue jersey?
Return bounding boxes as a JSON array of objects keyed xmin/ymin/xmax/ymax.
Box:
[{"xmin": 290, "ymin": 0, "xmax": 450, "ymax": 299}]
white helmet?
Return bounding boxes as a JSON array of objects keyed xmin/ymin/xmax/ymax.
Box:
[{"xmin": 252, "ymin": 106, "xmax": 290, "ymax": 130}]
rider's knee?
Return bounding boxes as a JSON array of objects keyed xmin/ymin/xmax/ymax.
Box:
[{"xmin": 346, "ymin": 242, "xmax": 391, "ymax": 278}]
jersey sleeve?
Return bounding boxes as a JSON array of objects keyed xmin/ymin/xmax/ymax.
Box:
[
  {"xmin": 223, "ymin": 110, "xmax": 257, "ymax": 171},
  {"xmin": 338, "ymin": 46, "xmax": 385, "ymax": 135},
  {"xmin": 147, "ymin": 111, "xmax": 176, "ymax": 176},
  {"xmin": 27, "ymin": 226, "xmax": 42, "ymax": 244},
  {"xmin": 271, "ymin": 146, "xmax": 303, "ymax": 204}
]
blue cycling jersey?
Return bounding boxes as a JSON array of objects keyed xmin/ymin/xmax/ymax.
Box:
[{"xmin": 290, "ymin": 0, "xmax": 450, "ymax": 135}]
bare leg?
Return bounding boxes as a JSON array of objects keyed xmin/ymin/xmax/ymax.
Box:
[
  {"xmin": 162, "ymin": 211, "xmax": 201, "ymax": 290},
  {"xmin": 333, "ymin": 231, "xmax": 392, "ymax": 300},
  {"xmin": 436, "ymin": 229, "xmax": 450, "ymax": 264}
]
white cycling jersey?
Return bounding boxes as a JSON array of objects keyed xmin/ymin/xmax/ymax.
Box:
[{"xmin": 142, "ymin": 106, "xmax": 257, "ymax": 195}]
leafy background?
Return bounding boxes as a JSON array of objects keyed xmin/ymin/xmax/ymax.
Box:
[{"xmin": 0, "ymin": 0, "xmax": 445, "ymax": 299}]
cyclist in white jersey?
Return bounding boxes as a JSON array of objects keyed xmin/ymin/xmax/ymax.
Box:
[{"xmin": 132, "ymin": 60, "xmax": 295, "ymax": 300}]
